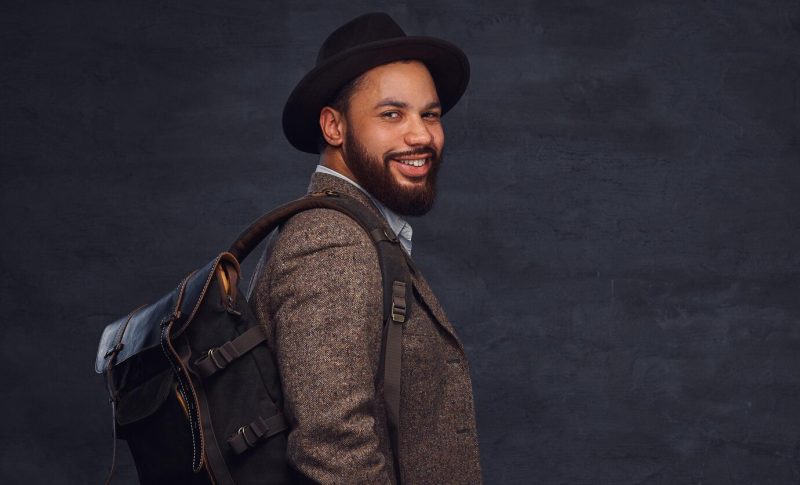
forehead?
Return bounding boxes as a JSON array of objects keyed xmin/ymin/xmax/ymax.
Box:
[{"xmin": 350, "ymin": 60, "xmax": 439, "ymax": 107}]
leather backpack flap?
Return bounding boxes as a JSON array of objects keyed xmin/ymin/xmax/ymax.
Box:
[
  {"xmin": 94, "ymin": 253, "xmax": 239, "ymax": 376},
  {"xmin": 94, "ymin": 289, "xmax": 180, "ymax": 375}
]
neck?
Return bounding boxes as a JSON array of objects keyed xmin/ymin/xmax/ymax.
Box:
[{"xmin": 319, "ymin": 147, "xmax": 358, "ymax": 183}]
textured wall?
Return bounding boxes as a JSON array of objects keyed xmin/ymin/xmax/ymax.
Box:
[{"xmin": 2, "ymin": 1, "xmax": 799, "ymax": 483}]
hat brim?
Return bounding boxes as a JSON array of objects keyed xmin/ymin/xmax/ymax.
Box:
[{"xmin": 282, "ymin": 36, "xmax": 470, "ymax": 154}]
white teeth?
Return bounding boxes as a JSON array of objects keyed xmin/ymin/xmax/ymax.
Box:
[{"xmin": 398, "ymin": 158, "xmax": 427, "ymax": 167}]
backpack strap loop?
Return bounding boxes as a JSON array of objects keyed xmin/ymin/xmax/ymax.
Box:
[
  {"xmin": 227, "ymin": 412, "xmax": 289, "ymax": 455},
  {"xmin": 193, "ymin": 325, "xmax": 269, "ymax": 379},
  {"xmin": 390, "ymin": 281, "xmax": 407, "ymax": 323},
  {"xmin": 370, "ymin": 227, "xmax": 400, "ymax": 244}
]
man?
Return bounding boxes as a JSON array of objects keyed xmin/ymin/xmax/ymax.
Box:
[{"xmin": 249, "ymin": 13, "xmax": 481, "ymax": 484}]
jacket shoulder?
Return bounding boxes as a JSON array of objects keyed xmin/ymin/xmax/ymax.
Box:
[
  {"xmin": 274, "ymin": 207, "xmax": 375, "ymax": 256},
  {"xmin": 248, "ymin": 206, "xmax": 380, "ymax": 313},
  {"xmin": 260, "ymin": 207, "xmax": 382, "ymax": 299}
]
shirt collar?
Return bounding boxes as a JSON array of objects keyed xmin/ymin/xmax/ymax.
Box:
[{"xmin": 314, "ymin": 165, "xmax": 413, "ymax": 254}]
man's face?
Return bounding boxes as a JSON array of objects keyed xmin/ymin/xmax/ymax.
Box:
[{"xmin": 340, "ymin": 60, "xmax": 444, "ymax": 216}]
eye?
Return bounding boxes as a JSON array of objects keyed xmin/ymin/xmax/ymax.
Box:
[
  {"xmin": 381, "ymin": 111, "xmax": 401, "ymax": 119},
  {"xmin": 422, "ymin": 111, "xmax": 441, "ymax": 120}
]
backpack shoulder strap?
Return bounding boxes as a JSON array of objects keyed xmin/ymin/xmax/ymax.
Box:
[{"xmin": 229, "ymin": 189, "xmax": 409, "ymax": 483}]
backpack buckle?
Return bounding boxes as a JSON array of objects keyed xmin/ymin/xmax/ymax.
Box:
[
  {"xmin": 310, "ymin": 189, "xmax": 339, "ymax": 197},
  {"xmin": 391, "ymin": 303, "xmax": 406, "ymax": 323},
  {"xmin": 237, "ymin": 425, "xmax": 258, "ymax": 448},
  {"xmin": 383, "ymin": 229, "xmax": 398, "ymax": 243},
  {"xmin": 208, "ymin": 348, "xmax": 227, "ymax": 370},
  {"xmin": 390, "ymin": 281, "xmax": 407, "ymax": 323},
  {"xmin": 104, "ymin": 343, "xmax": 124, "ymax": 359}
]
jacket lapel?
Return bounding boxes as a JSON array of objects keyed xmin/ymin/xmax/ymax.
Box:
[
  {"xmin": 306, "ymin": 172, "xmax": 463, "ymax": 348},
  {"xmin": 410, "ymin": 271, "xmax": 463, "ymax": 350}
]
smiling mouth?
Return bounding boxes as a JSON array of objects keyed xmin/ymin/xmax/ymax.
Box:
[
  {"xmin": 395, "ymin": 157, "xmax": 429, "ymax": 167},
  {"xmin": 390, "ymin": 155, "xmax": 432, "ymax": 180},
  {"xmin": 385, "ymin": 148, "xmax": 436, "ymax": 179}
]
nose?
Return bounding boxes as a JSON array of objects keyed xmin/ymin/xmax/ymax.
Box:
[{"xmin": 404, "ymin": 115, "xmax": 434, "ymax": 147}]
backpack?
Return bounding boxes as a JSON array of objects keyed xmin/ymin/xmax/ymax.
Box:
[{"xmin": 95, "ymin": 190, "xmax": 411, "ymax": 484}]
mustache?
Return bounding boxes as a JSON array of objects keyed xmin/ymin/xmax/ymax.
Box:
[{"xmin": 383, "ymin": 146, "xmax": 438, "ymax": 164}]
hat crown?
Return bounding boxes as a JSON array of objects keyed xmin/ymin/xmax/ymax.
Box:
[{"xmin": 316, "ymin": 13, "xmax": 406, "ymax": 65}]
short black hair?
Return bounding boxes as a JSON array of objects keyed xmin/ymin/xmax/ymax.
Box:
[{"xmin": 316, "ymin": 74, "xmax": 366, "ymax": 151}]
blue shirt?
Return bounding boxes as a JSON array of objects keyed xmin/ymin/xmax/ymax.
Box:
[{"xmin": 315, "ymin": 165, "xmax": 413, "ymax": 255}]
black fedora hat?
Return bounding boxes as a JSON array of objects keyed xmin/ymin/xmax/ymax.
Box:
[{"xmin": 282, "ymin": 12, "xmax": 470, "ymax": 154}]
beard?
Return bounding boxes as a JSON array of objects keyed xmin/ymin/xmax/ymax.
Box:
[{"xmin": 342, "ymin": 130, "xmax": 443, "ymax": 217}]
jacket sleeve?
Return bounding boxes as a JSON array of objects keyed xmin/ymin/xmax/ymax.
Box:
[{"xmin": 250, "ymin": 208, "xmax": 395, "ymax": 484}]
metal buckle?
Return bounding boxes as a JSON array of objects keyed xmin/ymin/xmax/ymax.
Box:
[
  {"xmin": 238, "ymin": 426, "xmax": 257, "ymax": 448},
  {"xmin": 104, "ymin": 343, "xmax": 124, "ymax": 358},
  {"xmin": 391, "ymin": 303, "xmax": 406, "ymax": 323},
  {"xmin": 310, "ymin": 189, "xmax": 339, "ymax": 197},
  {"xmin": 383, "ymin": 229, "xmax": 398, "ymax": 243},
  {"xmin": 208, "ymin": 348, "xmax": 226, "ymax": 369},
  {"xmin": 225, "ymin": 296, "xmax": 242, "ymax": 317}
]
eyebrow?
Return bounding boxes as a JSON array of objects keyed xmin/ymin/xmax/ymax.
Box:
[{"xmin": 374, "ymin": 98, "xmax": 442, "ymax": 110}]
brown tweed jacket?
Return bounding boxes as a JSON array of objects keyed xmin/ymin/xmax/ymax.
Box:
[{"xmin": 249, "ymin": 172, "xmax": 482, "ymax": 484}]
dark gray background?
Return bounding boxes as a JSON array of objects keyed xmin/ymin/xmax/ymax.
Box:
[{"xmin": 2, "ymin": 0, "xmax": 799, "ymax": 483}]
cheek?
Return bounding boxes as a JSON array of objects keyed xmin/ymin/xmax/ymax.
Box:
[
  {"xmin": 431, "ymin": 125, "xmax": 445, "ymax": 149},
  {"xmin": 355, "ymin": 123, "xmax": 396, "ymax": 148}
]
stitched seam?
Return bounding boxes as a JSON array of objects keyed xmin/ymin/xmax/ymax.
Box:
[
  {"xmin": 183, "ymin": 254, "xmax": 226, "ymax": 327},
  {"xmin": 162, "ymin": 322, "xmax": 205, "ymax": 472},
  {"xmin": 111, "ymin": 303, "xmax": 148, "ymax": 358},
  {"xmin": 160, "ymin": 272, "xmax": 204, "ymax": 472}
]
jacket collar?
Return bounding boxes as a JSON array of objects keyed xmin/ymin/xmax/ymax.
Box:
[
  {"xmin": 307, "ymin": 171, "xmax": 384, "ymax": 222},
  {"xmin": 313, "ymin": 165, "xmax": 413, "ymax": 254}
]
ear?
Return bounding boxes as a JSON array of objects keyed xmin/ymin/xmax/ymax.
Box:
[{"xmin": 319, "ymin": 107, "xmax": 345, "ymax": 147}]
